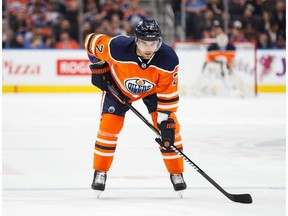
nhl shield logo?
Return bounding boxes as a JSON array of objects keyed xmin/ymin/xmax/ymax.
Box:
[
  {"xmin": 124, "ymin": 78, "xmax": 155, "ymax": 95},
  {"xmin": 141, "ymin": 63, "xmax": 147, "ymax": 69}
]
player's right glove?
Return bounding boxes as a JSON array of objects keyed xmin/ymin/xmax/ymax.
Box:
[
  {"xmin": 155, "ymin": 118, "xmax": 176, "ymax": 149},
  {"xmin": 89, "ymin": 61, "xmax": 113, "ymax": 91}
]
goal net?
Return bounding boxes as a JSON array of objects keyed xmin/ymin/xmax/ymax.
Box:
[{"xmin": 174, "ymin": 41, "xmax": 257, "ymax": 97}]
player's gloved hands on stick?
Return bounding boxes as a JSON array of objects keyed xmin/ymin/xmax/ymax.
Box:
[
  {"xmin": 90, "ymin": 61, "xmax": 112, "ymax": 91},
  {"xmin": 155, "ymin": 118, "xmax": 176, "ymax": 149}
]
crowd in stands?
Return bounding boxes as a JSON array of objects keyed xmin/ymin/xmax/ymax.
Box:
[
  {"xmin": 2, "ymin": 0, "xmax": 286, "ymax": 49},
  {"xmin": 171, "ymin": 0, "xmax": 286, "ymax": 49},
  {"xmin": 2, "ymin": 0, "xmax": 147, "ymax": 49}
]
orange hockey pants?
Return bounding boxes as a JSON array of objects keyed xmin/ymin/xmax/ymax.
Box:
[{"xmin": 93, "ymin": 112, "xmax": 184, "ymax": 174}]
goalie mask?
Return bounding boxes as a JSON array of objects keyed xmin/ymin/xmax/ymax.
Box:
[
  {"xmin": 134, "ymin": 19, "xmax": 162, "ymax": 54},
  {"xmin": 216, "ymin": 33, "xmax": 229, "ymax": 49}
]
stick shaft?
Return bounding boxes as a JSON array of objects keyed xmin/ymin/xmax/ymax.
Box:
[{"xmin": 106, "ymin": 84, "xmax": 252, "ymax": 203}]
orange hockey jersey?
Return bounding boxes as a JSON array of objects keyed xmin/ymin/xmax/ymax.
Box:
[
  {"xmin": 85, "ymin": 34, "xmax": 179, "ymax": 113},
  {"xmin": 206, "ymin": 43, "xmax": 236, "ymax": 68}
]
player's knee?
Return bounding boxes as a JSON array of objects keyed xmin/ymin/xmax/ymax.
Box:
[{"xmin": 100, "ymin": 113, "xmax": 125, "ymax": 134}]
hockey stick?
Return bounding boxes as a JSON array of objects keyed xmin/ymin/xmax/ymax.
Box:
[{"xmin": 106, "ymin": 84, "xmax": 253, "ymax": 204}]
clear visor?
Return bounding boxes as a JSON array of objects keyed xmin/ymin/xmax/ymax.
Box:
[{"xmin": 136, "ymin": 39, "xmax": 160, "ymax": 52}]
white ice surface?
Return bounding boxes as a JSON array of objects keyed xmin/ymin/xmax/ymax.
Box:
[{"xmin": 2, "ymin": 93, "xmax": 286, "ymax": 216}]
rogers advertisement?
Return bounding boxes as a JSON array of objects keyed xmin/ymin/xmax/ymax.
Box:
[{"xmin": 57, "ymin": 59, "xmax": 90, "ymax": 76}]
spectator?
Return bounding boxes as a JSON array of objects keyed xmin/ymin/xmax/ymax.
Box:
[
  {"xmin": 64, "ymin": 0, "xmax": 79, "ymax": 41},
  {"xmin": 45, "ymin": 1, "xmax": 61, "ymax": 25},
  {"xmin": 122, "ymin": 20, "xmax": 133, "ymax": 36},
  {"xmin": 275, "ymin": 33, "xmax": 286, "ymax": 49},
  {"xmin": 94, "ymin": 19, "xmax": 114, "ymax": 36},
  {"xmin": 268, "ymin": 22, "xmax": 279, "ymax": 46},
  {"xmin": 125, "ymin": 1, "xmax": 147, "ymax": 27},
  {"xmin": 198, "ymin": 9, "xmax": 218, "ymax": 39},
  {"xmin": 228, "ymin": 0, "xmax": 244, "ymax": 22},
  {"xmin": 241, "ymin": 6, "xmax": 260, "ymax": 31},
  {"xmin": 105, "ymin": 3, "xmax": 124, "ymax": 21},
  {"xmin": 9, "ymin": 8, "xmax": 27, "ymax": 34},
  {"xmin": 82, "ymin": 0, "xmax": 102, "ymax": 24},
  {"xmin": 44, "ymin": 35, "xmax": 56, "ymax": 48},
  {"xmin": 2, "ymin": 0, "xmax": 286, "ymax": 49},
  {"xmin": 207, "ymin": 0, "xmax": 224, "ymax": 21},
  {"xmin": 49, "ymin": 0, "xmax": 66, "ymax": 14},
  {"xmin": 272, "ymin": 1, "xmax": 286, "ymax": 40},
  {"xmin": 2, "ymin": 19, "xmax": 14, "ymax": 48},
  {"xmin": 259, "ymin": 11, "xmax": 274, "ymax": 33},
  {"xmin": 81, "ymin": 21, "xmax": 93, "ymax": 42},
  {"xmin": 257, "ymin": 32, "xmax": 272, "ymax": 49},
  {"xmin": 24, "ymin": 30, "xmax": 45, "ymax": 49},
  {"xmin": 7, "ymin": 0, "xmax": 27, "ymax": 16},
  {"xmin": 26, "ymin": 1, "xmax": 47, "ymax": 29},
  {"xmin": 261, "ymin": 0, "xmax": 276, "ymax": 13},
  {"xmin": 242, "ymin": 0, "xmax": 262, "ymax": 16},
  {"xmin": 228, "ymin": 20, "xmax": 247, "ymax": 42},
  {"xmin": 55, "ymin": 31, "xmax": 80, "ymax": 49},
  {"xmin": 170, "ymin": 0, "xmax": 182, "ymax": 25},
  {"xmin": 60, "ymin": 19, "xmax": 77, "ymax": 41},
  {"xmin": 11, "ymin": 33, "xmax": 25, "ymax": 48},
  {"xmin": 185, "ymin": 0, "xmax": 207, "ymax": 39},
  {"xmin": 110, "ymin": 14, "xmax": 126, "ymax": 36}
]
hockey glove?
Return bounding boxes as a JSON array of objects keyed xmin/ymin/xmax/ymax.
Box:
[
  {"xmin": 90, "ymin": 61, "xmax": 113, "ymax": 91},
  {"xmin": 155, "ymin": 118, "xmax": 176, "ymax": 149}
]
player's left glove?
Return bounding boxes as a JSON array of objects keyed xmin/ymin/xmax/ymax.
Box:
[
  {"xmin": 89, "ymin": 61, "xmax": 113, "ymax": 91},
  {"xmin": 155, "ymin": 118, "xmax": 176, "ymax": 149}
]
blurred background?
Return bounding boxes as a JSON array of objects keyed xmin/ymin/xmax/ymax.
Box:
[
  {"xmin": 2, "ymin": 1, "xmax": 286, "ymax": 215},
  {"xmin": 2, "ymin": 0, "xmax": 286, "ymax": 48},
  {"xmin": 1, "ymin": 0, "xmax": 286, "ymax": 94}
]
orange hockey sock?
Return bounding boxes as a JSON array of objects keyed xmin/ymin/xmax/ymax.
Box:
[
  {"xmin": 93, "ymin": 113, "xmax": 124, "ymax": 172},
  {"xmin": 150, "ymin": 111, "xmax": 184, "ymax": 174}
]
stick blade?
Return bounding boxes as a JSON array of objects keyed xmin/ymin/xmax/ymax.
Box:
[{"xmin": 230, "ymin": 193, "xmax": 253, "ymax": 204}]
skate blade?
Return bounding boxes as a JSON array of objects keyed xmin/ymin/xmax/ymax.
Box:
[
  {"xmin": 95, "ymin": 190, "xmax": 103, "ymax": 199},
  {"xmin": 177, "ymin": 190, "xmax": 185, "ymax": 199}
]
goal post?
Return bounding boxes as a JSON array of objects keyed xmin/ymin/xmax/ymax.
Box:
[{"xmin": 174, "ymin": 41, "xmax": 257, "ymax": 97}]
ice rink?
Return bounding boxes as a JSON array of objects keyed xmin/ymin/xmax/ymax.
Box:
[{"xmin": 2, "ymin": 93, "xmax": 286, "ymax": 216}]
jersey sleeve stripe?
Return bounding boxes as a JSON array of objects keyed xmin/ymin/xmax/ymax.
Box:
[
  {"xmin": 157, "ymin": 91, "xmax": 179, "ymax": 98},
  {"xmin": 85, "ymin": 33, "xmax": 104, "ymax": 55},
  {"xmin": 86, "ymin": 33, "xmax": 96, "ymax": 54},
  {"xmin": 84, "ymin": 33, "xmax": 93, "ymax": 48},
  {"xmin": 157, "ymin": 103, "xmax": 178, "ymax": 109},
  {"xmin": 157, "ymin": 96, "xmax": 179, "ymax": 103}
]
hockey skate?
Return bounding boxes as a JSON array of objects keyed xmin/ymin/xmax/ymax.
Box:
[
  {"xmin": 170, "ymin": 173, "xmax": 187, "ymax": 198},
  {"xmin": 91, "ymin": 170, "xmax": 107, "ymax": 198}
]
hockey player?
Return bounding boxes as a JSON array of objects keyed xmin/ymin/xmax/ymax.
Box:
[
  {"xmin": 193, "ymin": 29, "xmax": 246, "ymax": 96},
  {"xmin": 85, "ymin": 19, "xmax": 187, "ymax": 197}
]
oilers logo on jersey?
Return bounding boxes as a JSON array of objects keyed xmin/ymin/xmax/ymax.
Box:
[{"xmin": 124, "ymin": 78, "xmax": 155, "ymax": 95}]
